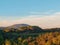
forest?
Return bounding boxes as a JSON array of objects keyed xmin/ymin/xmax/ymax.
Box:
[{"xmin": 0, "ymin": 25, "xmax": 60, "ymax": 45}]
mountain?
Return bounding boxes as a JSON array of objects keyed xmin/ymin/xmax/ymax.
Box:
[
  {"xmin": 0, "ymin": 24, "xmax": 43, "ymax": 33},
  {"xmin": 1, "ymin": 24, "xmax": 60, "ymax": 33},
  {"xmin": 18, "ymin": 26, "xmax": 43, "ymax": 33},
  {"xmin": 8, "ymin": 24, "xmax": 30, "ymax": 28},
  {"xmin": 2, "ymin": 24, "xmax": 60, "ymax": 33},
  {"xmin": 44, "ymin": 28, "xmax": 60, "ymax": 32}
]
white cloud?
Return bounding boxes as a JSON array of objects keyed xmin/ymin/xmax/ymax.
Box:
[{"xmin": 0, "ymin": 12, "xmax": 60, "ymax": 29}]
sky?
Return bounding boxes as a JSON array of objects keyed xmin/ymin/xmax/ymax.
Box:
[{"xmin": 0, "ymin": 0, "xmax": 60, "ymax": 28}]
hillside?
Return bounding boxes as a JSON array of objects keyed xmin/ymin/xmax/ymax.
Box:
[
  {"xmin": 0, "ymin": 24, "xmax": 60, "ymax": 45},
  {"xmin": 0, "ymin": 24, "xmax": 43, "ymax": 33}
]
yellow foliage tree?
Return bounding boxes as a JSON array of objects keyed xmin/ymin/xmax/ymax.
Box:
[
  {"xmin": 4, "ymin": 39, "xmax": 11, "ymax": 45},
  {"xmin": 4, "ymin": 28, "xmax": 10, "ymax": 32}
]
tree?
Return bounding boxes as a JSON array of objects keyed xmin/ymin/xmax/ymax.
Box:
[{"xmin": 4, "ymin": 39, "xmax": 11, "ymax": 45}]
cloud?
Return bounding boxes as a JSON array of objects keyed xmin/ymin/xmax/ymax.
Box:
[
  {"xmin": 0, "ymin": 12, "xmax": 60, "ymax": 29},
  {"xmin": 29, "ymin": 10, "xmax": 56, "ymax": 15}
]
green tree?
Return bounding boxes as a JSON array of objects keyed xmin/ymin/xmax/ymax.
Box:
[{"xmin": 0, "ymin": 30, "xmax": 4, "ymax": 45}]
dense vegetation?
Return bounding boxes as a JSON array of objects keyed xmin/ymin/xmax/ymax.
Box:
[{"xmin": 0, "ymin": 25, "xmax": 60, "ymax": 45}]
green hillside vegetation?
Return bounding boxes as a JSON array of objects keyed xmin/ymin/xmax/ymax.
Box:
[{"xmin": 0, "ymin": 26, "xmax": 60, "ymax": 45}]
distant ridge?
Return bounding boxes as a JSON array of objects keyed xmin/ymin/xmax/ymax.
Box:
[
  {"xmin": 8, "ymin": 24, "xmax": 30, "ymax": 28},
  {"xmin": 0, "ymin": 24, "xmax": 43, "ymax": 33},
  {"xmin": 0, "ymin": 24, "xmax": 60, "ymax": 33}
]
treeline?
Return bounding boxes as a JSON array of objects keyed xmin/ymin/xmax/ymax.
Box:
[{"xmin": 0, "ymin": 26, "xmax": 60, "ymax": 45}]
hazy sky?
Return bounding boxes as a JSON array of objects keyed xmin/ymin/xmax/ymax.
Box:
[{"xmin": 0, "ymin": 0, "xmax": 60, "ymax": 28}]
